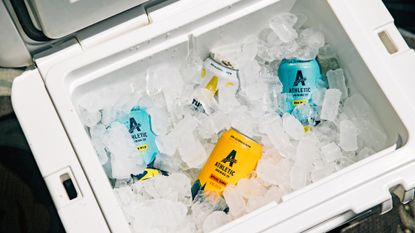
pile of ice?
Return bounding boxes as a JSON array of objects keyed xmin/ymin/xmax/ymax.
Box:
[{"xmin": 77, "ymin": 12, "xmax": 388, "ymax": 233}]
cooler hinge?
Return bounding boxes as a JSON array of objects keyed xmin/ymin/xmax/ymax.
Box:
[
  {"xmin": 75, "ymin": 5, "xmax": 150, "ymax": 50},
  {"xmin": 33, "ymin": 4, "xmax": 152, "ymax": 79}
]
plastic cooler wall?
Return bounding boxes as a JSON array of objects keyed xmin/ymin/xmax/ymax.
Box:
[{"xmin": 56, "ymin": 0, "xmax": 407, "ymax": 232}]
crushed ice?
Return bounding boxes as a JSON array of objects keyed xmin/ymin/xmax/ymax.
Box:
[{"xmin": 76, "ymin": 12, "xmax": 388, "ymax": 233}]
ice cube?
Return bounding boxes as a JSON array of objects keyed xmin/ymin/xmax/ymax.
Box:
[
  {"xmin": 178, "ymin": 133, "xmax": 207, "ymax": 168},
  {"xmin": 223, "ymin": 185, "xmax": 246, "ymax": 217},
  {"xmin": 78, "ymin": 106, "xmax": 101, "ymax": 127},
  {"xmin": 155, "ymin": 134, "xmax": 177, "ymax": 156},
  {"xmin": 294, "ymin": 137, "xmax": 319, "ymax": 168},
  {"xmin": 239, "ymin": 62, "xmax": 261, "ymax": 89},
  {"xmin": 339, "ymin": 120, "xmax": 359, "ymax": 152},
  {"xmin": 320, "ymin": 89, "xmax": 342, "ymax": 122},
  {"xmin": 326, "ymin": 69, "xmax": 348, "ymax": 100},
  {"xmin": 114, "ymin": 186, "xmax": 134, "ymax": 206},
  {"xmin": 310, "ymin": 166, "xmax": 335, "ymax": 182},
  {"xmin": 181, "ymin": 36, "xmax": 204, "ymax": 84},
  {"xmin": 146, "ymin": 69, "xmax": 163, "ymax": 96},
  {"xmin": 148, "ymin": 64, "xmax": 184, "ymax": 114},
  {"xmin": 256, "ymin": 40, "xmax": 275, "ymax": 63},
  {"xmin": 277, "ymin": 93, "xmax": 294, "ymax": 115},
  {"xmin": 153, "ymin": 154, "xmax": 182, "ymax": 172},
  {"xmin": 343, "ymin": 95, "xmax": 387, "ymax": 151},
  {"xmin": 211, "ymin": 42, "xmax": 242, "ymax": 66},
  {"xmin": 148, "ymin": 173, "xmax": 192, "ymax": 204},
  {"xmin": 210, "ymin": 111, "xmax": 231, "ymax": 134},
  {"xmin": 148, "ymin": 107, "xmax": 170, "ymax": 136},
  {"xmin": 277, "ymin": 41, "xmax": 301, "ymax": 59},
  {"xmin": 90, "ymin": 124, "xmax": 109, "ymax": 164},
  {"xmin": 131, "ymin": 199, "xmax": 187, "ymax": 231},
  {"xmin": 318, "ymin": 44, "xmax": 337, "ymax": 60},
  {"xmin": 173, "ymin": 115, "xmax": 199, "ymax": 136},
  {"xmin": 290, "ymin": 165, "xmax": 308, "ymax": 190},
  {"xmin": 291, "ymin": 103, "xmax": 318, "ymax": 126},
  {"xmin": 256, "ymin": 157, "xmax": 291, "ymax": 186},
  {"xmin": 294, "ymin": 13, "xmax": 308, "ymax": 29},
  {"xmin": 218, "ymin": 86, "xmax": 240, "ymax": 112},
  {"xmin": 269, "ymin": 13, "xmax": 298, "ymax": 43},
  {"xmin": 297, "ymin": 47, "xmax": 319, "ymax": 61},
  {"xmin": 311, "ymin": 88, "xmax": 326, "ymax": 107},
  {"xmin": 191, "ymin": 192, "xmax": 227, "ymax": 227},
  {"xmin": 264, "ymin": 186, "xmax": 284, "ymax": 203},
  {"xmin": 246, "ymin": 186, "xmax": 283, "ymax": 213},
  {"xmin": 100, "ymin": 107, "xmax": 121, "ymax": 127},
  {"xmin": 258, "ymin": 115, "xmax": 295, "ymax": 156},
  {"xmin": 321, "ymin": 142, "xmax": 342, "ymax": 163},
  {"xmin": 106, "ymin": 122, "xmax": 146, "ymax": 179},
  {"xmin": 202, "ymin": 211, "xmax": 232, "ymax": 233},
  {"xmin": 299, "ymin": 28, "xmax": 325, "ymax": 50},
  {"xmin": 240, "ymin": 36, "xmax": 259, "ymax": 63},
  {"xmin": 282, "ymin": 113, "xmax": 305, "ymax": 140},
  {"xmin": 246, "ymin": 195, "xmax": 267, "ymax": 213},
  {"xmin": 242, "ymin": 81, "xmax": 267, "ymax": 101},
  {"xmin": 335, "ymin": 156, "xmax": 355, "ymax": 170},
  {"xmin": 191, "ymin": 88, "xmax": 219, "ymax": 114},
  {"xmin": 196, "ymin": 114, "xmax": 218, "ymax": 140},
  {"xmin": 168, "ymin": 115, "xmax": 208, "ymax": 168},
  {"xmin": 237, "ymin": 178, "xmax": 267, "ymax": 199},
  {"xmin": 355, "ymin": 147, "xmax": 375, "ymax": 161},
  {"xmin": 258, "ymin": 28, "xmax": 282, "ymax": 45},
  {"xmin": 230, "ymin": 110, "xmax": 256, "ymax": 137}
]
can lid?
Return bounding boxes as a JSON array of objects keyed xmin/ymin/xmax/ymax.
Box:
[
  {"xmin": 228, "ymin": 128, "xmax": 261, "ymax": 148},
  {"xmin": 282, "ymin": 57, "xmax": 318, "ymax": 63},
  {"xmin": 209, "ymin": 53, "xmax": 239, "ymax": 70}
]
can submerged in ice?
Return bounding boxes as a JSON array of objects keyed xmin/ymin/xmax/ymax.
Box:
[
  {"xmin": 130, "ymin": 167, "xmax": 169, "ymax": 183},
  {"xmin": 191, "ymin": 129, "xmax": 262, "ymax": 199},
  {"xmin": 119, "ymin": 106, "xmax": 159, "ymax": 166},
  {"xmin": 278, "ymin": 58, "xmax": 323, "ymax": 113},
  {"xmin": 191, "ymin": 56, "xmax": 240, "ymax": 114}
]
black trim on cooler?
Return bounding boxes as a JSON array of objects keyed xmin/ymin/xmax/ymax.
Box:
[{"xmin": 9, "ymin": 0, "xmax": 50, "ymax": 41}]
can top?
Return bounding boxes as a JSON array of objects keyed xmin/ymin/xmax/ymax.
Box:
[
  {"xmin": 209, "ymin": 53, "xmax": 239, "ymax": 71},
  {"xmin": 227, "ymin": 128, "xmax": 262, "ymax": 150},
  {"xmin": 280, "ymin": 57, "xmax": 320, "ymax": 65}
]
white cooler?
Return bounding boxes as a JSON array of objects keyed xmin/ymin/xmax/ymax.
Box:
[{"xmin": 10, "ymin": 0, "xmax": 415, "ymax": 232}]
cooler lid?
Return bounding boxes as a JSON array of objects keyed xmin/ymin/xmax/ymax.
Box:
[{"xmin": 16, "ymin": 0, "xmax": 152, "ymax": 39}]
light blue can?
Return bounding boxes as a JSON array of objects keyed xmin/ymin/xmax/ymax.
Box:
[
  {"xmin": 119, "ymin": 106, "xmax": 159, "ymax": 166},
  {"xmin": 278, "ymin": 58, "xmax": 323, "ymax": 114}
]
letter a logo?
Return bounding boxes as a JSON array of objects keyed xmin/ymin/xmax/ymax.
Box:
[
  {"xmin": 293, "ymin": 70, "xmax": 307, "ymax": 86},
  {"xmin": 221, "ymin": 150, "xmax": 237, "ymax": 167},
  {"xmin": 129, "ymin": 118, "xmax": 141, "ymax": 133}
]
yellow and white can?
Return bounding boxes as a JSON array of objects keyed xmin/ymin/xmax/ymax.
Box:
[{"xmin": 191, "ymin": 128, "xmax": 262, "ymax": 198}]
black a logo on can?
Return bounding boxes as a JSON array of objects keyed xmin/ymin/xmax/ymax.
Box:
[
  {"xmin": 221, "ymin": 150, "xmax": 237, "ymax": 167},
  {"xmin": 129, "ymin": 117, "xmax": 142, "ymax": 133},
  {"xmin": 293, "ymin": 70, "xmax": 307, "ymax": 87}
]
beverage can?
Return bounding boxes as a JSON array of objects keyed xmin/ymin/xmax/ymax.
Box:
[
  {"xmin": 119, "ymin": 106, "xmax": 159, "ymax": 165},
  {"xmin": 191, "ymin": 56, "xmax": 240, "ymax": 114},
  {"xmin": 130, "ymin": 167, "xmax": 169, "ymax": 182},
  {"xmin": 191, "ymin": 128, "xmax": 262, "ymax": 198},
  {"xmin": 278, "ymin": 58, "xmax": 323, "ymax": 113}
]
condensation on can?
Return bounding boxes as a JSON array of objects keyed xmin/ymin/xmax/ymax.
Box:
[{"xmin": 191, "ymin": 128, "xmax": 262, "ymax": 199}]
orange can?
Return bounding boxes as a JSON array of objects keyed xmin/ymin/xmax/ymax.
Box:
[{"xmin": 191, "ymin": 128, "xmax": 262, "ymax": 198}]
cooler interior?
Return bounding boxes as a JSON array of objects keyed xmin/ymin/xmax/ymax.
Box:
[{"xmin": 61, "ymin": 0, "xmax": 408, "ymax": 232}]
